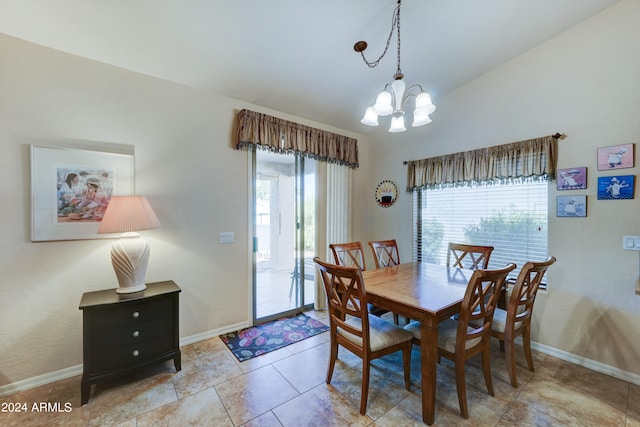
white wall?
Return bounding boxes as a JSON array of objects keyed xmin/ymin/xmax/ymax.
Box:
[
  {"xmin": 354, "ymin": 0, "xmax": 640, "ymax": 378},
  {"xmin": 0, "ymin": 33, "xmax": 363, "ymax": 390}
]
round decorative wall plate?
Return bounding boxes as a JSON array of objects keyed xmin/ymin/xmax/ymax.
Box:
[{"xmin": 375, "ymin": 180, "xmax": 398, "ymax": 207}]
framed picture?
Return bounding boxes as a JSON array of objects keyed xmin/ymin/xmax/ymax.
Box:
[
  {"xmin": 597, "ymin": 175, "xmax": 635, "ymax": 200},
  {"xmin": 31, "ymin": 145, "xmax": 134, "ymax": 241},
  {"xmin": 556, "ymin": 167, "xmax": 587, "ymax": 190},
  {"xmin": 557, "ymin": 195, "xmax": 587, "ymax": 217},
  {"xmin": 597, "ymin": 143, "xmax": 634, "ymax": 171},
  {"xmin": 375, "ymin": 180, "xmax": 398, "ymax": 208}
]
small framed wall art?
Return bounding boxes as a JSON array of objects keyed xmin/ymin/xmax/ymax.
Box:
[
  {"xmin": 597, "ymin": 175, "xmax": 635, "ymax": 200},
  {"xmin": 375, "ymin": 180, "xmax": 398, "ymax": 207},
  {"xmin": 557, "ymin": 195, "xmax": 587, "ymax": 217},
  {"xmin": 556, "ymin": 167, "xmax": 587, "ymax": 190},
  {"xmin": 597, "ymin": 143, "xmax": 634, "ymax": 171}
]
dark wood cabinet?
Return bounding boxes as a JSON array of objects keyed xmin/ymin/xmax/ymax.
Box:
[{"xmin": 79, "ymin": 281, "xmax": 181, "ymax": 405}]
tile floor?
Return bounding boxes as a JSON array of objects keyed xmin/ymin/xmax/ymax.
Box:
[{"xmin": 1, "ymin": 310, "xmax": 638, "ymax": 426}]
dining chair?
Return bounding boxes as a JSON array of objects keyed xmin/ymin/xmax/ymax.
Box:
[
  {"xmin": 368, "ymin": 239, "xmax": 411, "ymax": 324},
  {"xmin": 314, "ymin": 257, "xmax": 413, "ymax": 415},
  {"xmin": 491, "ymin": 256, "xmax": 556, "ymax": 388},
  {"xmin": 447, "ymin": 242, "xmax": 494, "ymax": 270},
  {"xmin": 404, "ymin": 263, "xmax": 516, "ymax": 419},
  {"xmin": 330, "ymin": 242, "xmax": 367, "ymax": 270},
  {"xmin": 368, "ymin": 239, "xmax": 400, "ymax": 268},
  {"xmin": 330, "ymin": 242, "xmax": 397, "ymax": 322}
]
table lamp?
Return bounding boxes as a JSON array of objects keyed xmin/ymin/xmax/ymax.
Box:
[{"xmin": 97, "ymin": 196, "xmax": 161, "ymax": 294}]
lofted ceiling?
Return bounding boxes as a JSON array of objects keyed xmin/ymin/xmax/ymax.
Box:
[{"xmin": 0, "ymin": 0, "xmax": 621, "ymax": 134}]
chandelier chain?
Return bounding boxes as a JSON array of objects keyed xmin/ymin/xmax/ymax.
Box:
[
  {"xmin": 396, "ymin": 0, "xmax": 401, "ymax": 76},
  {"xmin": 358, "ymin": 0, "xmax": 402, "ymax": 73}
]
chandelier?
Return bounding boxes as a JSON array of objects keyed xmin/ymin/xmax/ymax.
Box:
[{"xmin": 355, "ymin": 0, "xmax": 435, "ymax": 132}]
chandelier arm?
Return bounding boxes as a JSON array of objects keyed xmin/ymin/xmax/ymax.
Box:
[
  {"xmin": 398, "ymin": 85, "xmax": 425, "ymax": 109},
  {"xmin": 357, "ymin": 1, "xmax": 401, "ymax": 69}
]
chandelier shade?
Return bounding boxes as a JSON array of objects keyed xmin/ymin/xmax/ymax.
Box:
[{"xmin": 355, "ymin": 0, "xmax": 435, "ymax": 133}]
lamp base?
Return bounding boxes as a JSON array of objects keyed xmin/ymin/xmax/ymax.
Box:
[
  {"xmin": 116, "ymin": 283, "xmax": 147, "ymax": 294},
  {"xmin": 110, "ymin": 232, "xmax": 151, "ymax": 294}
]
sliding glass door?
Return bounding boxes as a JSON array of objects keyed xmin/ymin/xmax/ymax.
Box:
[{"xmin": 253, "ymin": 149, "xmax": 316, "ymax": 324}]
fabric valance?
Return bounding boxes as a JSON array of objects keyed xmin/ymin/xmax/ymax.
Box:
[
  {"xmin": 406, "ymin": 135, "xmax": 558, "ymax": 191},
  {"xmin": 235, "ymin": 109, "xmax": 359, "ymax": 168}
]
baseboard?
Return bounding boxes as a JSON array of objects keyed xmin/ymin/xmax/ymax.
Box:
[
  {"xmin": 179, "ymin": 321, "xmax": 250, "ymax": 346},
  {"xmin": 2, "ymin": 331, "xmax": 637, "ymax": 398},
  {"xmin": 0, "ymin": 320, "xmax": 250, "ymax": 398},
  {"xmin": 532, "ymin": 341, "xmax": 640, "ymax": 386}
]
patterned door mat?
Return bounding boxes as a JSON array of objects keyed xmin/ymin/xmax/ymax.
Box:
[{"xmin": 219, "ymin": 313, "xmax": 329, "ymax": 361}]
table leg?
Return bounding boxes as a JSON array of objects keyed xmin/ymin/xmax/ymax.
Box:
[{"xmin": 420, "ymin": 321, "xmax": 438, "ymax": 425}]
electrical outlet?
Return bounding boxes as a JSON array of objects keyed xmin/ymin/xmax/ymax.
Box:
[
  {"xmin": 622, "ymin": 235, "xmax": 640, "ymax": 251},
  {"xmin": 219, "ymin": 232, "xmax": 235, "ymax": 244}
]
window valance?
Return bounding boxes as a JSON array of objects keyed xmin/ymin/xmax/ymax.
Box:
[
  {"xmin": 406, "ymin": 135, "xmax": 558, "ymax": 191},
  {"xmin": 235, "ymin": 109, "xmax": 359, "ymax": 168}
]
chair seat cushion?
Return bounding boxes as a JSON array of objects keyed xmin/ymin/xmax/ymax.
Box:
[
  {"xmin": 404, "ymin": 319, "xmax": 482, "ymax": 353},
  {"xmin": 492, "ymin": 307, "xmax": 523, "ymax": 333},
  {"xmin": 339, "ymin": 314, "xmax": 412, "ymax": 352}
]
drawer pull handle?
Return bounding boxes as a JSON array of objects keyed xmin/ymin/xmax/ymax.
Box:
[
  {"xmin": 132, "ymin": 331, "xmax": 140, "ymax": 338},
  {"xmin": 132, "ymin": 311, "xmax": 140, "ymax": 318},
  {"xmin": 132, "ymin": 350, "xmax": 140, "ymax": 357}
]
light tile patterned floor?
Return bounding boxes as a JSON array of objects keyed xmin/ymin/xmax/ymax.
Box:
[{"xmin": 1, "ymin": 310, "xmax": 639, "ymax": 426}]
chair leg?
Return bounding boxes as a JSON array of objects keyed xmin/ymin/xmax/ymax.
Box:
[
  {"xmin": 402, "ymin": 345, "xmax": 411, "ymax": 390},
  {"xmin": 326, "ymin": 341, "xmax": 338, "ymax": 384},
  {"xmin": 481, "ymin": 348, "xmax": 495, "ymax": 397},
  {"xmin": 499, "ymin": 338, "xmax": 505, "ymax": 352},
  {"xmin": 504, "ymin": 334, "xmax": 518, "ymax": 388},
  {"xmin": 360, "ymin": 358, "xmax": 371, "ymax": 415},
  {"xmin": 393, "ymin": 313, "xmax": 399, "ymax": 324},
  {"xmin": 522, "ymin": 327, "xmax": 535, "ymax": 372},
  {"xmin": 454, "ymin": 360, "xmax": 469, "ymax": 419}
]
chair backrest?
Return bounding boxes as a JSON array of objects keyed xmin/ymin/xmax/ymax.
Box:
[
  {"xmin": 447, "ymin": 243, "xmax": 494, "ymax": 270},
  {"xmin": 330, "ymin": 242, "xmax": 367, "ymax": 270},
  {"xmin": 314, "ymin": 257, "xmax": 370, "ymax": 349},
  {"xmin": 368, "ymin": 239, "xmax": 400, "ymax": 268},
  {"xmin": 456, "ymin": 263, "xmax": 516, "ymax": 352},
  {"xmin": 506, "ymin": 256, "xmax": 556, "ymax": 329}
]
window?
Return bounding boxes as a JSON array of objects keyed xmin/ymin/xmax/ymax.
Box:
[{"xmin": 413, "ymin": 180, "xmax": 548, "ymax": 281}]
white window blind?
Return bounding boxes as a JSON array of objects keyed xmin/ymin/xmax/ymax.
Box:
[{"xmin": 413, "ymin": 181, "xmax": 549, "ymax": 281}]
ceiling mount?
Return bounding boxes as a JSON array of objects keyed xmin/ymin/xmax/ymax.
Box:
[
  {"xmin": 355, "ymin": 0, "xmax": 435, "ymax": 132},
  {"xmin": 353, "ymin": 41, "xmax": 368, "ymax": 53}
]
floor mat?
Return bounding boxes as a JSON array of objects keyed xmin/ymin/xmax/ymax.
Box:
[{"xmin": 219, "ymin": 313, "xmax": 329, "ymax": 362}]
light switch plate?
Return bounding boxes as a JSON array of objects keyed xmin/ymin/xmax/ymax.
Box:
[
  {"xmin": 219, "ymin": 231, "xmax": 235, "ymax": 244},
  {"xmin": 623, "ymin": 235, "xmax": 640, "ymax": 251}
]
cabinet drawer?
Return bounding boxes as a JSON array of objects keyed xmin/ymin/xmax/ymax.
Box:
[
  {"xmin": 91, "ymin": 333, "xmax": 174, "ymax": 372},
  {"xmin": 92, "ymin": 297, "xmax": 173, "ymax": 329},
  {"xmin": 94, "ymin": 315, "xmax": 174, "ymax": 350}
]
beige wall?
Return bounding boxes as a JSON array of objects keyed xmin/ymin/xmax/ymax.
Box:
[
  {"xmin": 0, "ymin": 33, "xmax": 363, "ymax": 391},
  {"xmin": 1, "ymin": 0, "xmax": 639, "ymax": 395},
  {"xmin": 353, "ymin": 0, "xmax": 640, "ymax": 380}
]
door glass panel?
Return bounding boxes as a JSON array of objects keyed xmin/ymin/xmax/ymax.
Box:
[{"xmin": 254, "ymin": 150, "xmax": 315, "ymax": 322}]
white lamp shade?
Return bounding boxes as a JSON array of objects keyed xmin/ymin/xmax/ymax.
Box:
[
  {"xmin": 412, "ymin": 110, "xmax": 432, "ymax": 127},
  {"xmin": 97, "ymin": 196, "xmax": 161, "ymax": 294},
  {"xmin": 97, "ymin": 196, "xmax": 161, "ymax": 234},
  {"xmin": 415, "ymin": 92, "xmax": 435, "ymax": 109},
  {"xmin": 389, "ymin": 112, "xmax": 406, "ymax": 133},
  {"xmin": 372, "ymin": 91, "xmax": 393, "ymax": 116},
  {"xmin": 361, "ymin": 107, "xmax": 379, "ymax": 126}
]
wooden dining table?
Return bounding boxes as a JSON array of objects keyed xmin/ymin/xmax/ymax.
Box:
[{"xmin": 362, "ymin": 261, "xmax": 473, "ymax": 425}]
